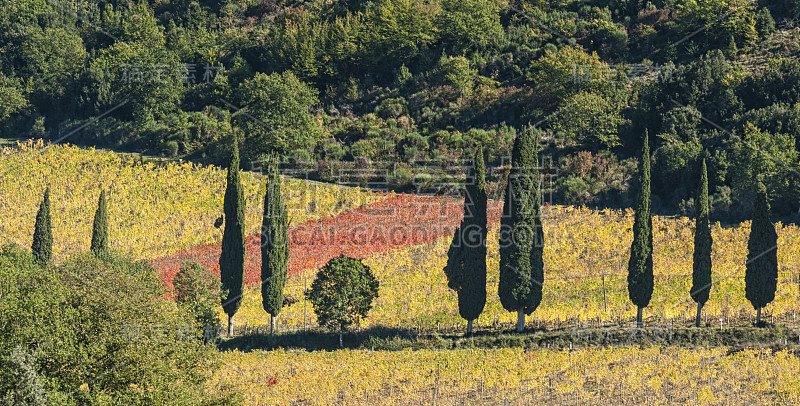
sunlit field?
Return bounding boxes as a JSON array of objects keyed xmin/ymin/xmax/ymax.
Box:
[
  {"xmin": 226, "ymin": 205, "xmax": 800, "ymax": 331},
  {"xmin": 214, "ymin": 346, "xmax": 800, "ymax": 405},
  {"xmin": 0, "ymin": 140, "xmax": 381, "ymax": 260}
]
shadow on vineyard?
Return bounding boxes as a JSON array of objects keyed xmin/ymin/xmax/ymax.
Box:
[
  {"xmin": 219, "ymin": 326, "xmax": 422, "ymax": 352},
  {"xmin": 219, "ymin": 324, "xmax": 800, "ymax": 353}
]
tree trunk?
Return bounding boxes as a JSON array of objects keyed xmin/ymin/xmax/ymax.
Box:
[
  {"xmin": 339, "ymin": 323, "xmax": 344, "ymax": 348},
  {"xmin": 695, "ymin": 302, "xmax": 703, "ymax": 328},
  {"xmin": 756, "ymin": 307, "xmax": 761, "ymax": 327},
  {"xmin": 636, "ymin": 307, "xmax": 643, "ymax": 328},
  {"xmin": 227, "ymin": 314, "xmax": 234, "ymax": 337},
  {"xmin": 516, "ymin": 307, "xmax": 525, "ymax": 332},
  {"xmin": 270, "ymin": 315, "xmax": 277, "ymax": 334},
  {"xmin": 467, "ymin": 319, "xmax": 473, "ymax": 335}
]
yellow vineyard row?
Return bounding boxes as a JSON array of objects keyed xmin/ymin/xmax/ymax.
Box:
[
  {"xmin": 213, "ymin": 346, "xmax": 800, "ymax": 405},
  {"xmin": 228, "ymin": 205, "xmax": 800, "ymax": 328},
  {"xmin": 0, "ymin": 140, "xmax": 381, "ymax": 259}
]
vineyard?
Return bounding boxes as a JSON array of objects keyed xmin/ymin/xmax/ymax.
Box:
[
  {"xmin": 224, "ymin": 204, "xmax": 800, "ymax": 331},
  {"xmin": 10, "ymin": 141, "xmax": 793, "ymax": 331},
  {"xmin": 152, "ymin": 193, "xmax": 475, "ymax": 287},
  {"xmin": 0, "ymin": 140, "xmax": 381, "ymax": 260},
  {"xmin": 213, "ymin": 346, "xmax": 800, "ymax": 405},
  {"xmin": 4, "ymin": 142, "xmax": 800, "ymax": 405},
  {"xmin": 4, "ymin": 0, "xmax": 800, "ymax": 403}
]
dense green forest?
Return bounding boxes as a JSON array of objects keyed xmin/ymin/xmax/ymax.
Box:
[{"xmin": 2, "ymin": 0, "xmax": 799, "ymax": 221}]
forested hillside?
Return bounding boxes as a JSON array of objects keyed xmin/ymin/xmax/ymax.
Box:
[{"xmin": 2, "ymin": 0, "xmax": 799, "ymax": 220}]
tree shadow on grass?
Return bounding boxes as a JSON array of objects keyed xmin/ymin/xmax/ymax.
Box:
[
  {"xmin": 218, "ymin": 324, "xmax": 798, "ymax": 353},
  {"xmin": 217, "ymin": 323, "xmax": 556, "ymax": 352},
  {"xmin": 218, "ymin": 326, "xmax": 430, "ymax": 352}
]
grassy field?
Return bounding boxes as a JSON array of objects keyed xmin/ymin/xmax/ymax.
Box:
[
  {"xmin": 225, "ymin": 204, "xmax": 800, "ymax": 331},
  {"xmin": 0, "ymin": 140, "xmax": 381, "ymax": 260},
  {"xmin": 213, "ymin": 346, "xmax": 800, "ymax": 405}
]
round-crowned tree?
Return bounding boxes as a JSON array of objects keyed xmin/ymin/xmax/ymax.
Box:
[{"xmin": 305, "ymin": 255, "xmax": 379, "ymax": 348}]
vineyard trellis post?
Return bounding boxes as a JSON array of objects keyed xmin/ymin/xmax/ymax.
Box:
[
  {"xmin": 303, "ymin": 273, "xmax": 307, "ymax": 330},
  {"xmin": 432, "ymin": 368, "xmax": 440, "ymax": 406},
  {"xmin": 602, "ymin": 270, "xmax": 607, "ymax": 313}
]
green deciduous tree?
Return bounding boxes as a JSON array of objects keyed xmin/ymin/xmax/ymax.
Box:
[
  {"xmin": 730, "ymin": 122, "xmax": 799, "ymax": 216},
  {"xmin": 4, "ymin": 26, "xmax": 87, "ymax": 121},
  {"xmin": 628, "ymin": 131, "xmax": 654, "ymax": 328},
  {"xmin": 305, "ymin": 255, "xmax": 379, "ymax": 348},
  {"xmin": 235, "ymin": 71, "xmax": 322, "ymax": 160},
  {"xmin": 261, "ymin": 161, "xmax": 290, "ymax": 334},
  {"xmin": 691, "ymin": 158, "xmax": 712, "ymax": 327},
  {"xmin": 548, "ymin": 91, "xmax": 627, "ymax": 148},
  {"xmin": 90, "ymin": 189, "xmax": 109, "ymax": 257},
  {"xmin": 529, "ymin": 45, "xmax": 616, "ymax": 106},
  {"xmin": 220, "ymin": 143, "xmax": 245, "ymax": 337},
  {"xmin": 443, "ymin": 146, "xmax": 487, "ymax": 334},
  {"xmin": 0, "ymin": 74, "xmax": 29, "ymax": 122},
  {"xmin": 439, "ymin": 0, "xmax": 502, "ymax": 53},
  {"xmin": 31, "ymin": 188, "xmax": 52, "ymax": 265},
  {"xmin": 438, "ymin": 55, "xmax": 476, "ymax": 98},
  {"xmin": 498, "ymin": 127, "xmax": 544, "ymax": 332},
  {"xmin": 745, "ymin": 181, "xmax": 778, "ymax": 327},
  {"xmin": 366, "ymin": 0, "xmax": 441, "ymax": 68}
]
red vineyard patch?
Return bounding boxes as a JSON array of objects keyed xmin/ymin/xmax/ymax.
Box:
[{"xmin": 152, "ymin": 193, "xmax": 503, "ymax": 289}]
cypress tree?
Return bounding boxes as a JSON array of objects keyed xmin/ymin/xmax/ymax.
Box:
[
  {"xmin": 443, "ymin": 226, "xmax": 463, "ymax": 291},
  {"xmin": 745, "ymin": 181, "xmax": 778, "ymax": 327},
  {"xmin": 31, "ymin": 187, "xmax": 53, "ymax": 265},
  {"xmin": 498, "ymin": 126, "xmax": 544, "ymax": 332},
  {"xmin": 220, "ymin": 143, "xmax": 246, "ymax": 337},
  {"xmin": 261, "ymin": 161, "xmax": 289, "ymax": 334},
  {"xmin": 691, "ymin": 158, "xmax": 712, "ymax": 327},
  {"xmin": 443, "ymin": 146, "xmax": 487, "ymax": 334},
  {"xmin": 90, "ymin": 189, "xmax": 109, "ymax": 257},
  {"xmin": 628, "ymin": 131, "xmax": 654, "ymax": 328}
]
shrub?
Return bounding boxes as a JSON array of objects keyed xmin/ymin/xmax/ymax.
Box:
[
  {"xmin": 0, "ymin": 246, "xmax": 242, "ymax": 405},
  {"xmin": 2, "ymin": 345, "xmax": 46, "ymax": 406},
  {"xmin": 173, "ymin": 262, "xmax": 223, "ymax": 339}
]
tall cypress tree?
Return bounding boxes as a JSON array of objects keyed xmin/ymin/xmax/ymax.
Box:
[
  {"xmin": 745, "ymin": 181, "xmax": 778, "ymax": 327},
  {"xmin": 220, "ymin": 143, "xmax": 246, "ymax": 337},
  {"xmin": 443, "ymin": 146, "xmax": 487, "ymax": 334},
  {"xmin": 498, "ymin": 127, "xmax": 544, "ymax": 332},
  {"xmin": 31, "ymin": 187, "xmax": 53, "ymax": 265},
  {"xmin": 691, "ymin": 158, "xmax": 712, "ymax": 327},
  {"xmin": 443, "ymin": 226, "xmax": 463, "ymax": 292},
  {"xmin": 628, "ymin": 131, "xmax": 653, "ymax": 328},
  {"xmin": 90, "ymin": 189, "xmax": 109, "ymax": 257},
  {"xmin": 261, "ymin": 161, "xmax": 289, "ymax": 334}
]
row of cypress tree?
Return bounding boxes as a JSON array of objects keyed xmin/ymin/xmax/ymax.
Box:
[
  {"xmin": 627, "ymin": 131, "xmax": 779, "ymax": 328},
  {"xmin": 30, "ymin": 187, "xmax": 110, "ymax": 265},
  {"xmin": 445, "ymin": 128, "xmax": 782, "ymax": 332},
  {"xmin": 218, "ymin": 143, "xmax": 290, "ymax": 336},
  {"xmin": 26, "ymin": 137, "xmax": 780, "ymax": 334}
]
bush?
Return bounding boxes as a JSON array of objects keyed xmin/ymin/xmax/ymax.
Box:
[
  {"xmin": 375, "ymin": 97, "xmax": 408, "ymax": 119},
  {"xmin": 164, "ymin": 140, "xmax": 179, "ymax": 157},
  {"xmin": 388, "ymin": 167, "xmax": 413, "ymax": 189},
  {"xmin": 173, "ymin": 262, "xmax": 223, "ymax": 340},
  {"xmin": 2, "ymin": 346, "xmax": 46, "ymax": 406},
  {"xmin": 0, "ymin": 246, "xmax": 242, "ymax": 405}
]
